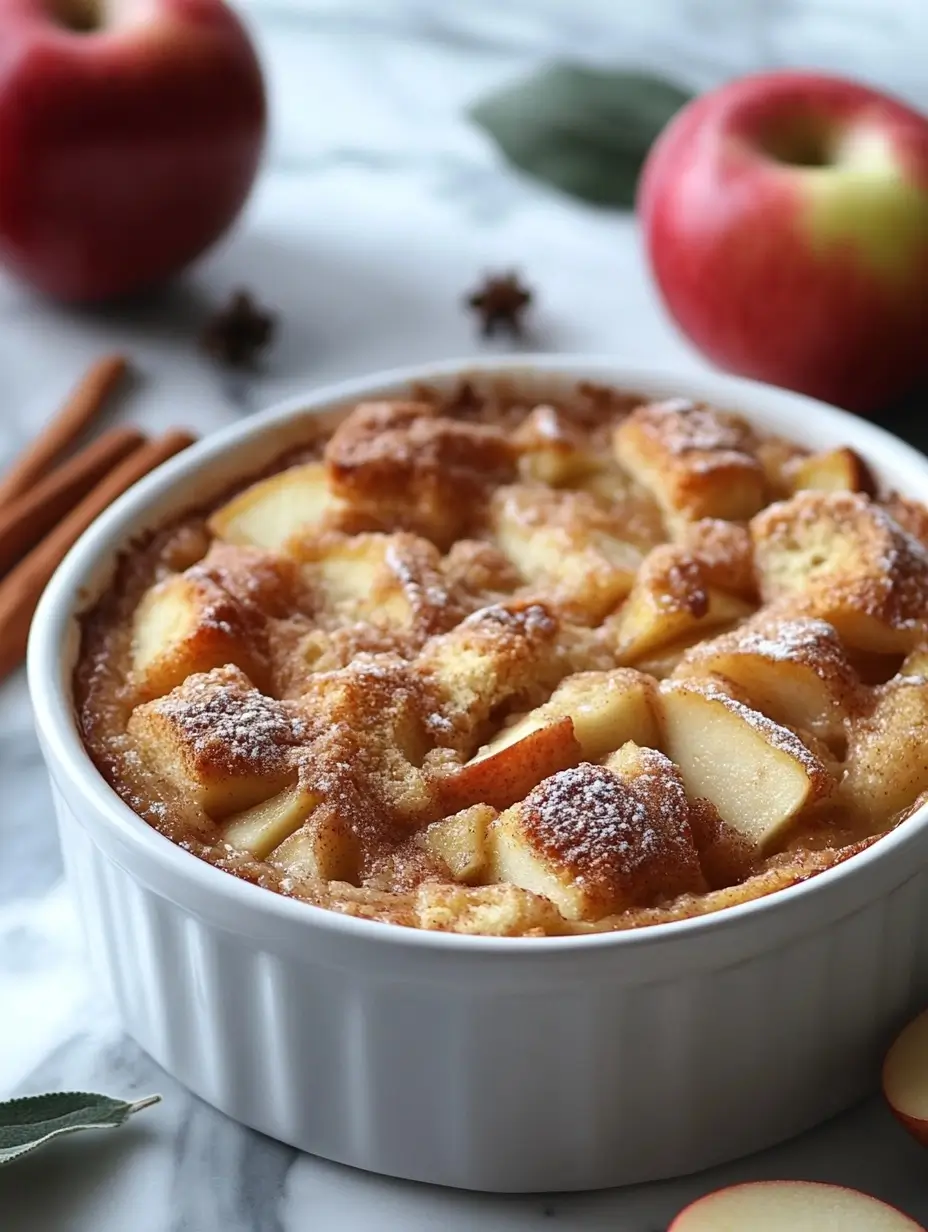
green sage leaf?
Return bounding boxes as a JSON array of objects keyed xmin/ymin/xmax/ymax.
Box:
[
  {"xmin": 0, "ymin": 1091, "xmax": 161, "ymax": 1166},
  {"xmin": 470, "ymin": 64, "xmax": 693, "ymax": 209}
]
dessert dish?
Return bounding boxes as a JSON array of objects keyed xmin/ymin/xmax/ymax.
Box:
[
  {"xmin": 76, "ymin": 381, "xmax": 928, "ymax": 937},
  {"xmin": 30, "ymin": 358, "xmax": 928, "ymax": 1190}
]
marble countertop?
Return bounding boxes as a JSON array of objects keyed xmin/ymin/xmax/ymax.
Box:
[{"xmin": 3, "ymin": 1, "xmax": 928, "ymax": 1227}]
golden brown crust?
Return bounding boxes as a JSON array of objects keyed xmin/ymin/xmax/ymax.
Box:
[
  {"xmin": 324, "ymin": 400, "xmax": 516, "ymax": 547},
  {"xmin": 613, "ymin": 399, "xmax": 767, "ymax": 523},
  {"xmin": 75, "ymin": 384, "xmax": 919, "ymax": 937}
]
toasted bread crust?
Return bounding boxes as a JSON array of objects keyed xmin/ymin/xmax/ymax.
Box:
[{"xmin": 75, "ymin": 382, "xmax": 922, "ymax": 936}]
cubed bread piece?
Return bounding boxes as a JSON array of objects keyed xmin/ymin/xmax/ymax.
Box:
[
  {"xmin": 127, "ymin": 665, "xmax": 305, "ymax": 819},
  {"xmin": 434, "ymin": 715, "xmax": 581, "ymax": 814},
  {"xmin": 208, "ymin": 462, "xmax": 344, "ymax": 550},
  {"xmin": 490, "ymin": 484, "xmax": 645, "ymax": 621},
  {"xmin": 414, "ymin": 882, "xmax": 569, "ymax": 935},
  {"xmin": 512, "ymin": 403, "xmax": 600, "ymax": 485},
  {"xmin": 676, "ymin": 518, "xmax": 757, "ymax": 600},
  {"xmin": 268, "ymin": 803, "xmax": 361, "ymax": 883},
  {"xmin": 419, "ymin": 804, "xmax": 495, "ymax": 883},
  {"xmin": 609, "ymin": 545, "xmax": 754, "ymax": 663},
  {"xmin": 675, "ymin": 615, "xmax": 864, "ymax": 743},
  {"xmin": 660, "ymin": 678, "xmax": 834, "ymax": 849},
  {"xmin": 417, "ymin": 601, "xmax": 567, "ymax": 749},
  {"xmin": 131, "ymin": 570, "xmax": 266, "ymax": 700},
  {"xmin": 841, "ymin": 678, "xmax": 928, "ymax": 828},
  {"xmin": 480, "ymin": 668, "xmax": 660, "ymax": 765},
  {"xmin": 224, "ymin": 784, "xmax": 320, "ymax": 858},
  {"xmin": 789, "ymin": 447, "xmax": 875, "ymax": 496},
  {"xmin": 751, "ymin": 491, "xmax": 928, "ymax": 653},
  {"xmin": 881, "ymin": 494, "xmax": 928, "ymax": 550},
  {"xmin": 299, "ymin": 656, "xmax": 436, "ymax": 823},
  {"xmin": 487, "ymin": 754, "xmax": 705, "ymax": 922},
  {"xmin": 755, "ymin": 436, "xmax": 808, "ymax": 497},
  {"xmin": 613, "ymin": 399, "xmax": 767, "ymax": 523},
  {"xmin": 301, "ymin": 531, "xmax": 458, "ymax": 637},
  {"xmin": 687, "ymin": 796, "xmax": 759, "ymax": 890},
  {"xmin": 324, "ymin": 400, "xmax": 516, "ymax": 548}
]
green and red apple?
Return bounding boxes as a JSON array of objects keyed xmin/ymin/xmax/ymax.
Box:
[
  {"xmin": 639, "ymin": 72, "xmax": 928, "ymax": 413},
  {"xmin": 0, "ymin": 0, "xmax": 266, "ymax": 301}
]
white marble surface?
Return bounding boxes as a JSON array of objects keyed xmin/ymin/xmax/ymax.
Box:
[{"xmin": 3, "ymin": 1, "xmax": 928, "ymax": 1227}]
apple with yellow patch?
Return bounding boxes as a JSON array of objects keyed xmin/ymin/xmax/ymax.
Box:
[{"xmin": 639, "ymin": 71, "xmax": 928, "ymax": 412}]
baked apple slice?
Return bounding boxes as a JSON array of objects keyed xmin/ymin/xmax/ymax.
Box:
[
  {"xmin": 670, "ymin": 1181, "xmax": 923, "ymax": 1231},
  {"xmin": 418, "ymin": 804, "xmax": 495, "ymax": 883},
  {"xmin": 487, "ymin": 750, "xmax": 704, "ymax": 921},
  {"xmin": 883, "ymin": 1007, "xmax": 928, "ymax": 1148},
  {"xmin": 224, "ymin": 783, "xmax": 320, "ymax": 858},
  {"xmin": 490, "ymin": 484, "xmax": 644, "ymax": 621},
  {"xmin": 267, "ymin": 806, "xmax": 361, "ymax": 883},
  {"xmin": 208, "ymin": 462, "xmax": 344, "ymax": 550},
  {"xmin": 789, "ymin": 446, "xmax": 875, "ymax": 495},
  {"xmin": 676, "ymin": 615, "xmax": 863, "ymax": 744},
  {"xmin": 435, "ymin": 715, "xmax": 581, "ymax": 814},
  {"xmin": 610, "ymin": 545, "xmax": 753, "ymax": 663},
  {"xmin": 660, "ymin": 679, "xmax": 834, "ymax": 848}
]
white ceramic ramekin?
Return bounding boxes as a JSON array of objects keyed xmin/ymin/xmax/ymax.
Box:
[{"xmin": 27, "ymin": 357, "xmax": 928, "ymax": 1193}]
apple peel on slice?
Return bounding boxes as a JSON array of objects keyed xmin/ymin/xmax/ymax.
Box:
[
  {"xmin": 883, "ymin": 1007, "xmax": 928, "ymax": 1147},
  {"xmin": 435, "ymin": 715, "xmax": 581, "ymax": 814},
  {"xmin": 670, "ymin": 1180, "xmax": 925, "ymax": 1231}
]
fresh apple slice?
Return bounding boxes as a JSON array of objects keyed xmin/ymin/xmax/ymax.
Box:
[
  {"xmin": 789, "ymin": 446, "xmax": 875, "ymax": 495},
  {"xmin": 419, "ymin": 804, "xmax": 495, "ymax": 883},
  {"xmin": 208, "ymin": 462, "xmax": 344, "ymax": 550},
  {"xmin": 660, "ymin": 679, "xmax": 834, "ymax": 848},
  {"xmin": 883, "ymin": 1007, "xmax": 928, "ymax": 1147},
  {"xmin": 669, "ymin": 1180, "xmax": 924, "ymax": 1231},
  {"xmin": 435, "ymin": 715, "xmax": 581, "ymax": 814}
]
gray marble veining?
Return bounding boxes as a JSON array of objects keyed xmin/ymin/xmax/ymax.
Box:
[{"xmin": 3, "ymin": 1, "xmax": 928, "ymax": 1228}]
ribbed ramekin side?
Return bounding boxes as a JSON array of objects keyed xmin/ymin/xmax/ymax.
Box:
[{"xmin": 51, "ymin": 786, "xmax": 928, "ymax": 1193}]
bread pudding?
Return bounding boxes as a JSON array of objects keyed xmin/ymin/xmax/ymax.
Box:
[{"xmin": 75, "ymin": 380, "xmax": 928, "ymax": 937}]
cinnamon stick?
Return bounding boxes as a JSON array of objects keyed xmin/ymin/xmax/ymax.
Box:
[
  {"xmin": 0, "ymin": 428, "xmax": 197, "ymax": 682},
  {"xmin": 0, "ymin": 354, "xmax": 130, "ymax": 506},
  {"xmin": 0, "ymin": 425, "xmax": 145, "ymax": 576}
]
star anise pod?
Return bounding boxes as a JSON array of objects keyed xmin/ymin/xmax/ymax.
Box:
[
  {"xmin": 201, "ymin": 290, "xmax": 276, "ymax": 368},
  {"xmin": 465, "ymin": 271, "xmax": 533, "ymax": 339}
]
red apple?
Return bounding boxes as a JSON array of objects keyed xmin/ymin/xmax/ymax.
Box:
[
  {"xmin": 670, "ymin": 1180, "xmax": 925, "ymax": 1231},
  {"xmin": 638, "ymin": 72, "xmax": 928, "ymax": 414},
  {"xmin": 0, "ymin": 0, "xmax": 265, "ymax": 301},
  {"xmin": 883, "ymin": 1006, "xmax": 928, "ymax": 1146}
]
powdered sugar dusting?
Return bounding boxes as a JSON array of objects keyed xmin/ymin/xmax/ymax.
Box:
[
  {"xmin": 521, "ymin": 760, "xmax": 697, "ymax": 897},
  {"xmin": 154, "ymin": 668, "xmax": 306, "ymax": 770}
]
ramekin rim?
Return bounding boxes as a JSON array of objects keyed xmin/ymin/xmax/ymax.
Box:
[{"xmin": 26, "ymin": 352, "xmax": 928, "ymax": 955}]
